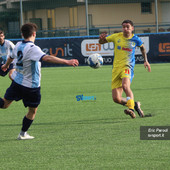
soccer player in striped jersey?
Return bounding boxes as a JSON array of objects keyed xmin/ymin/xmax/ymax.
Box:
[
  {"xmin": 0, "ymin": 30, "xmax": 15, "ymax": 80},
  {"xmin": 99, "ymin": 20, "xmax": 151, "ymax": 118},
  {"xmin": 0, "ymin": 23, "xmax": 79, "ymax": 140}
]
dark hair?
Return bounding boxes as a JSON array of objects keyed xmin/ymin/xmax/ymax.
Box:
[
  {"xmin": 21, "ymin": 23, "xmax": 38, "ymax": 39},
  {"xmin": 122, "ymin": 20, "xmax": 134, "ymax": 26},
  {"xmin": 0, "ymin": 30, "xmax": 4, "ymax": 35}
]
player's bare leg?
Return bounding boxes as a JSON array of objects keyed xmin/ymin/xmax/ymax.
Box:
[
  {"xmin": 112, "ymin": 87, "xmax": 127, "ymax": 105},
  {"xmin": 112, "ymin": 87, "xmax": 135, "ymax": 118},
  {"xmin": 0, "ymin": 98, "xmax": 13, "ymax": 109},
  {"xmin": 122, "ymin": 77, "xmax": 134, "ymax": 100},
  {"xmin": 26, "ymin": 107, "xmax": 37, "ymax": 120}
]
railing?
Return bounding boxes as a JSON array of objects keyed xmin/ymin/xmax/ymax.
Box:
[{"xmin": 5, "ymin": 23, "xmax": 170, "ymax": 39}]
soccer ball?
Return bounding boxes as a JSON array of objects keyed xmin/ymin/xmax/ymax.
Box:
[{"xmin": 87, "ymin": 53, "xmax": 103, "ymax": 69}]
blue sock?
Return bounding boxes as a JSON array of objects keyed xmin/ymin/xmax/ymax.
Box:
[
  {"xmin": 21, "ymin": 116, "xmax": 33, "ymax": 132},
  {"xmin": 0, "ymin": 98, "xmax": 4, "ymax": 108}
]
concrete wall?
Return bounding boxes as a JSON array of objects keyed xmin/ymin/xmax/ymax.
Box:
[{"xmin": 22, "ymin": 2, "xmax": 166, "ymax": 32}]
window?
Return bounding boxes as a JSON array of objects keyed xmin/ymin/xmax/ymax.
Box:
[
  {"xmin": 8, "ymin": 21, "xmax": 20, "ymax": 33},
  {"xmin": 30, "ymin": 18, "xmax": 42, "ymax": 30},
  {"xmin": 141, "ymin": 2, "xmax": 152, "ymax": 14}
]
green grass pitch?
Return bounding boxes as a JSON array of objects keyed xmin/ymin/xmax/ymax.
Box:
[{"xmin": 0, "ymin": 63, "xmax": 170, "ymax": 170}]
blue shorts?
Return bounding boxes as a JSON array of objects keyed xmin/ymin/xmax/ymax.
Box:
[
  {"xmin": 4, "ymin": 81, "xmax": 41, "ymax": 108},
  {"xmin": 0, "ymin": 63, "xmax": 14, "ymax": 77}
]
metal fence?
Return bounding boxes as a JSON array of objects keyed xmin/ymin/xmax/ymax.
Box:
[{"xmin": 0, "ymin": 0, "xmax": 170, "ymax": 38}]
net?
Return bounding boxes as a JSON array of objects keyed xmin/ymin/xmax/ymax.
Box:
[{"xmin": 0, "ymin": 0, "xmax": 169, "ymax": 38}]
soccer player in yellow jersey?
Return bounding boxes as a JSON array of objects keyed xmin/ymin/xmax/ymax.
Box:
[{"xmin": 99, "ymin": 20, "xmax": 151, "ymax": 118}]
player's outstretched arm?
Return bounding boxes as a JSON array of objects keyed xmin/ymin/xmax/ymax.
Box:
[
  {"xmin": 1, "ymin": 57, "xmax": 14, "ymax": 72},
  {"xmin": 42, "ymin": 55, "xmax": 79, "ymax": 67},
  {"xmin": 99, "ymin": 32, "xmax": 108, "ymax": 44},
  {"xmin": 140, "ymin": 44, "xmax": 151, "ymax": 72}
]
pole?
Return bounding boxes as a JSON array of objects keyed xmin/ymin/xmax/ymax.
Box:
[
  {"xmin": 20, "ymin": 0, "xmax": 23, "ymax": 26},
  {"xmin": 85, "ymin": 0, "xmax": 89, "ymax": 36},
  {"xmin": 155, "ymin": 0, "xmax": 158, "ymax": 33}
]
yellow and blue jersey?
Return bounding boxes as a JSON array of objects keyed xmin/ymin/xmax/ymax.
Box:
[{"xmin": 106, "ymin": 32, "xmax": 143, "ymax": 69}]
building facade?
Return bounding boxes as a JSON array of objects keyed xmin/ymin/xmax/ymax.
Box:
[{"xmin": 0, "ymin": 0, "xmax": 170, "ymax": 38}]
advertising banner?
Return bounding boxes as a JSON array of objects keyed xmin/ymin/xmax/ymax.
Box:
[
  {"xmin": 11, "ymin": 33, "xmax": 170, "ymax": 67},
  {"xmin": 148, "ymin": 33, "xmax": 170, "ymax": 63}
]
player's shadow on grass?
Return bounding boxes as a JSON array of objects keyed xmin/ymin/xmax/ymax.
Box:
[
  {"xmin": 63, "ymin": 118, "xmax": 128, "ymax": 125},
  {"xmin": 133, "ymin": 87, "xmax": 170, "ymax": 91},
  {"xmin": 0, "ymin": 113, "xmax": 154, "ymax": 129},
  {"xmin": 0, "ymin": 123, "xmax": 21, "ymax": 127},
  {"xmin": 0, "ymin": 115, "xmax": 155, "ymax": 142},
  {"xmin": 33, "ymin": 118, "xmax": 128, "ymax": 126},
  {"xmin": 0, "ymin": 118, "xmax": 127, "ymax": 142},
  {"xmin": 143, "ymin": 113, "xmax": 154, "ymax": 118},
  {"xmin": 0, "ymin": 117, "xmax": 128, "ymax": 128}
]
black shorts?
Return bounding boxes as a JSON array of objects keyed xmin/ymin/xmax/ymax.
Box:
[
  {"xmin": 0, "ymin": 63, "xmax": 14, "ymax": 77},
  {"xmin": 4, "ymin": 81, "xmax": 41, "ymax": 108}
]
